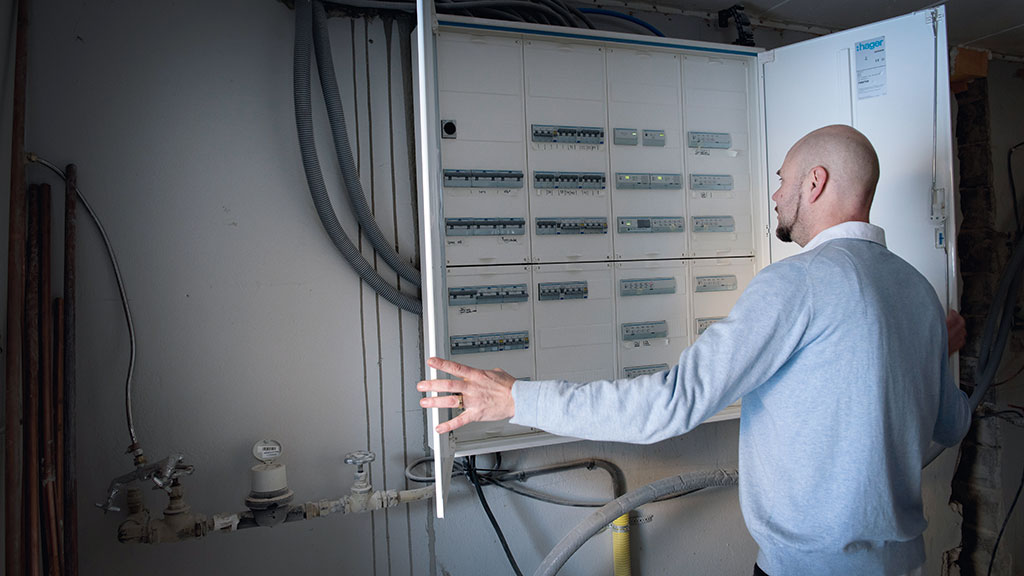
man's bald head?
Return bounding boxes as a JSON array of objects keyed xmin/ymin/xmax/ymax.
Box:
[
  {"xmin": 788, "ymin": 124, "xmax": 880, "ymax": 214},
  {"xmin": 773, "ymin": 125, "xmax": 880, "ymax": 246}
]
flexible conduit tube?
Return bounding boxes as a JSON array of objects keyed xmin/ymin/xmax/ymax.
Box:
[
  {"xmin": 577, "ymin": 7, "xmax": 664, "ymax": 37},
  {"xmin": 535, "ymin": 468, "xmax": 739, "ymax": 576},
  {"xmin": 924, "ymin": 233, "xmax": 1024, "ymax": 467},
  {"xmin": 311, "ymin": 1, "xmax": 421, "ymax": 288},
  {"xmin": 612, "ymin": 514, "xmax": 630, "ymax": 576},
  {"xmin": 294, "ymin": 0, "xmax": 422, "ymax": 314}
]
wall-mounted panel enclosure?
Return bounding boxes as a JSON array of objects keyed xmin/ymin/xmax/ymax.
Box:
[
  {"xmin": 417, "ymin": 9, "xmax": 955, "ymax": 518},
  {"xmin": 419, "ymin": 20, "xmax": 764, "ymax": 478}
]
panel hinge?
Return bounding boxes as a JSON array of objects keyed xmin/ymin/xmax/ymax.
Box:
[
  {"xmin": 927, "ymin": 9, "xmax": 942, "ymax": 37},
  {"xmin": 758, "ymin": 50, "xmax": 775, "ymax": 64},
  {"xmin": 931, "ymin": 187, "xmax": 946, "ymax": 223}
]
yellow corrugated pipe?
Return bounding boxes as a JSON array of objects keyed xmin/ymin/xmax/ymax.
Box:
[{"xmin": 612, "ymin": 513, "xmax": 631, "ymax": 576}]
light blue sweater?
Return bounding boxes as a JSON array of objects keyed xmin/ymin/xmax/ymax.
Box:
[{"xmin": 510, "ymin": 224, "xmax": 971, "ymax": 575}]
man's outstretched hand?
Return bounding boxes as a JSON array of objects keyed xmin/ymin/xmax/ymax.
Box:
[
  {"xmin": 417, "ymin": 357, "xmax": 517, "ymax": 434},
  {"xmin": 947, "ymin": 309, "xmax": 966, "ymax": 357}
]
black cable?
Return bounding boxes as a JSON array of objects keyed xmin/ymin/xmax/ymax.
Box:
[
  {"xmin": 995, "ymin": 360, "xmax": 1024, "ymax": 386},
  {"xmin": 987, "ymin": 457, "xmax": 1024, "ymax": 576},
  {"xmin": 467, "ymin": 456, "xmax": 524, "ymax": 576},
  {"xmin": 1009, "ymin": 141, "xmax": 1024, "ymax": 240}
]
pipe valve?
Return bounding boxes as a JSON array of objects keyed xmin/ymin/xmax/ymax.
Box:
[{"xmin": 344, "ymin": 450, "xmax": 375, "ymax": 494}]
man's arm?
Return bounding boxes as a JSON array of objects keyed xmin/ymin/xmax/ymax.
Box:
[{"xmin": 419, "ymin": 259, "xmax": 813, "ymax": 441}]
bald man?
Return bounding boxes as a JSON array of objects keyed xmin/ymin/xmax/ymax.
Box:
[{"xmin": 418, "ymin": 125, "xmax": 970, "ymax": 575}]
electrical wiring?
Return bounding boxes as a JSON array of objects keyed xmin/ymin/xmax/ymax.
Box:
[
  {"xmin": 406, "ymin": 454, "xmax": 709, "ymax": 508},
  {"xmin": 577, "ymin": 7, "xmax": 664, "ymax": 37},
  {"xmin": 995, "ymin": 359, "xmax": 1024, "ymax": 386},
  {"xmin": 1007, "ymin": 140, "xmax": 1023, "ymax": 238},
  {"xmin": 322, "ymin": 0, "xmax": 594, "ymax": 28},
  {"xmin": 26, "ymin": 154, "xmax": 142, "ymax": 455},
  {"xmin": 468, "ymin": 455, "xmax": 524, "ymax": 576},
  {"xmin": 987, "ymin": 460, "xmax": 1024, "ymax": 576}
]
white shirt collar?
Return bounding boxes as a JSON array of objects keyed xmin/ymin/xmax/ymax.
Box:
[{"xmin": 801, "ymin": 221, "xmax": 887, "ymax": 253}]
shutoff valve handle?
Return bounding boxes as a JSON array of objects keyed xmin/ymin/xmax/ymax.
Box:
[{"xmin": 344, "ymin": 450, "xmax": 376, "ymax": 493}]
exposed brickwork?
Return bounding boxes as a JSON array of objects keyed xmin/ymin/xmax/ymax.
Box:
[{"xmin": 949, "ymin": 78, "xmax": 1012, "ymax": 576}]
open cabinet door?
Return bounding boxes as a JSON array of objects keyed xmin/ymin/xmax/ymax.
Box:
[
  {"xmin": 414, "ymin": 0, "xmax": 456, "ymax": 519},
  {"xmin": 759, "ymin": 6, "xmax": 956, "ymax": 309}
]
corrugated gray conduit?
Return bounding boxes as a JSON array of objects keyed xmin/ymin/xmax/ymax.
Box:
[
  {"xmin": 535, "ymin": 468, "xmax": 739, "ymax": 576},
  {"xmin": 311, "ymin": 0, "xmax": 422, "ymax": 288},
  {"xmin": 924, "ymin": 232, "xmax": 1024, "ymax": 466},
  {"xmin": 294, "ymin": 0, "xmax": 421, "ymax": 314}
]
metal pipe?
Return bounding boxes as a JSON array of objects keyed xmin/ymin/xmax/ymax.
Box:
[
  {"xmin": 26, "ymin": 184, "xmax": 42, "ymax": 576},
  {"xmin": 118, "ymin": 485, "xmax": 436, "ymax": 543},
  {"xmin": 54, "ymin": 297, "xmax": 66, "ymax": 567},
  {"xmin": 40, "ymin": 185, "xmax": 61, "ymax": 575},
  {"xmin": 62, "ymin": 164, "xmax": 79, "ymax": 576},
  {"xmin": 5, "ymin": 0, "xmax": 30, "ymax": 573}
]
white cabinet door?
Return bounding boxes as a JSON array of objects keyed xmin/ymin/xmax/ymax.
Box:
[{"xmin": 759, "ymin": 7, "xmax": 956, "ymax": 308}]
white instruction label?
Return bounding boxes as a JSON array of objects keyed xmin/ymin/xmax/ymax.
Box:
[{"xmin": 855, "ymin": 36, "xmax": 886, "ymax": 100}]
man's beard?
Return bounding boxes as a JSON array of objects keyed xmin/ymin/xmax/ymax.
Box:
[{"xmin": 775, "ymin": 200, "xmax": 800, "ymax": 243}]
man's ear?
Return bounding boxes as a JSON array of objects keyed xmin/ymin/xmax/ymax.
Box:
[{"xmin": 806, "ymin": 165, "xmax": 829, "ymax": 203}]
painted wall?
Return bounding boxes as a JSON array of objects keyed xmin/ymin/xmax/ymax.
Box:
[
  {"xmin": 12, "ymin": 1, "xmax": 427, "ymax": 574},
  {"xmin": 0, "ymin": 1, "xmax": 975, "ymax": 574}
]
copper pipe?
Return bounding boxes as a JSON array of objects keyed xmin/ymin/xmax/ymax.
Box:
[
  {"xmin": 62, "ymin": 165, "xmax": 78, "ymax": 576},
  {"xmin": 40, "ymin": 185, "xmax": 60, "ymax": 575},
  {"xmin": 26, "ymin": 185, "xmax": 42, "ymax": 576},
  {"xmin": 6, "ymin": 0, "xmax": 30, "ymax": 574},
  {"xmin": 54, "ymin": 297, "xmax": 65, "ymax": 568}
]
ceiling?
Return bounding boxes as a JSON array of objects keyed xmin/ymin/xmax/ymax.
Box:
[{"xmin": 654, "ymin": 0, "xmax": 1024, "ymax": 58}]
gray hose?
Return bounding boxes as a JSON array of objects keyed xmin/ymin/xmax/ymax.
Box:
[
  {"xmin": 311, "ymin": 1, "xmax": 422, "ymax": 287},
  {"xmin": 535, "ymin": 468, "xmax": 739, "ymax": 576},
  {"xmin": 924, "ymin": 232, "xmax": 1024, "ymax": 466},
  {"xmin": 294, "ymin": 0, "xmax": 421, "ymax": 314}
]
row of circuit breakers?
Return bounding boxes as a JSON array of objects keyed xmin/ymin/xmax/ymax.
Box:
[
  {"xmin": 436, "ymin": 32, "xmax": 757, "ymax": 267},
  {"xmin": 434, "ymin": 30, "xmax": 760, "ymax": 390},
  {"xmin": 445, "ymin": 259, "xmax": 754, "ymax": 383}
]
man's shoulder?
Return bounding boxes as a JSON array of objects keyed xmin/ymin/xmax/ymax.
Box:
[{"xmin": 751, "ymin": 253, "xmax": 812, "ymax": 288}]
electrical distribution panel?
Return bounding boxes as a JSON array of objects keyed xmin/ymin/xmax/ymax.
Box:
[{"xmin": 426, "ymin": 23, "xmax": 763, "ymax": 460}]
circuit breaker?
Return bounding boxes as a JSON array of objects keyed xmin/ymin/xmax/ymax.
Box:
[{"xmin": 615, "ymin": 260, "xmax": 690, "ymax": 378}]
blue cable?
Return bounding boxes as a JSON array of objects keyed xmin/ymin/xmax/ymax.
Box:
[{"xmin": 578, "ymin": 7, "xmax": 664, "ymax": 37}]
